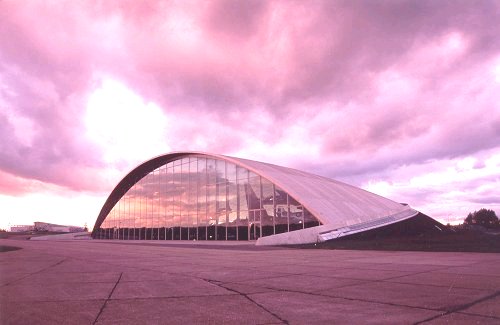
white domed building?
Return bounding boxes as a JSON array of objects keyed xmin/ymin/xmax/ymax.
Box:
[{"xmin": 92, "ymin": 152, "xmax": 418, "ymax": 245}]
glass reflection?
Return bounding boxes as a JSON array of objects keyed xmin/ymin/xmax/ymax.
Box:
[{"xmin": 98, "ymin": 156, "xmax": 322, "ymax": 240}]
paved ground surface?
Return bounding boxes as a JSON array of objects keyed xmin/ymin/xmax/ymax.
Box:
[{"xmin": 1, "ymin": 239, "xmax": 499, "ymax": 324}]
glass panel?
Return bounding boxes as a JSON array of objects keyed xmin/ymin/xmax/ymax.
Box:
[
  {"xmin": 207, "ymin": 225, "xmax": 215, "ymax": 240},
  {"xmin": 216, "ymin": 180, "xmax": 227, "ymax": 240},
  {"xmin": 123, "ymin": 191, "xmax": 128, "ymax": 240},
  {"xmin": 206, "ymin": 159, "xmax": 216, "ymax": 179},
  {"xmin": 227, "ymin": 182, "xmax": 238, "ymax": 224},
  {"xmin": 107, "ymin": 207, "xmax": 113, "ymax": 239},
  {"xmin": 226, "ymin": 163, "xmax": 236, "ymax": 183},
  {"xmin": 237, "ymin": 175, "xmax": 249, "ymax": 212},
  {"xmin": 261, "ymin": 178, "xmax": 274, "ymax": 237},
  {"xmin": 145, "ymin": 172, "xmax": 154, "ymax": 240},
  {"xmin": 206, "ymin": 158, "xmax": 216, "ymax": 241},
  {"xmin": 188, "ymin": 158, "xmax": 198, "ymax": 236},
  {"xmin": 136, "ymin": 177, "xmax": 142, "ymax": 239},
  {"xmin": 173, "ymin": 163, "xmax": 181, "ymax": 240},
  {"xmin": 289, "ymin": 194, "xmax": 304, "ymax": 231},
  {"xmin": 166, "ymin": 165, "xmax": 174, "ymax": 239},
  {"xmin": 249, "ymin": 210, "xmax": 261, "ymax": 240},
  {"xmin": 198, "ymin": 159, "xmax": 207, "ymax": 240},
  {"xmin": 304, "ymin": 207, "xmax": 321, "ymax": 228},
  {"xmin": 216, "ymin": 159, "xmax": 225, "ymax": 183},
  {"xmin": 274, "ymin": 186, "xmax": 289, "ymax": 234},
  {"xmin": 188, "ymin": 226, "xmax": 197, "ymax": 240},
  {"xmin": 227, "ymin": 226, "xmax": 237, "ymax": 240},
  {"xmin": 217, "ymin": 219, "xmax": 226, "ymax": 240},
  {"xmin": 248, "ymin": 173, "xmax": 261, "ymax": 210},
  {"xmin": 159, "ymin": 169, "xmax": 164, "ymax": 239},
  {"xmin": 152, "ymin": 169, "xmax": 159, "ymax": 240},
  {"xmin": 236, "ymin": 166, "xmax": 247, "ymax": 180},
  {"xmin": 181, "ymin": 161, "xmax": 189, "ymax": 240},
  {"xmin": 117, "ymin": 205, "xmax": 122, "ymax": 239},
  {"xmin": 181, "ymin": 226, "xmax": 188, "ymax": 240},
  {"xmin": 207, "ymin": 183, "xmax": 216, "ymax": 227},
  {"xmin": 198, "ymin": 178, "xmax": 207, "ymax": 225},
  {"xmin": 140, "ymin": 174, "xmax": 147, "ymax": 239}
]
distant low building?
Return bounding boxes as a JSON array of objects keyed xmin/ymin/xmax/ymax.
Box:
[
  {"xmin": 10, "ymin": 222, "xmax": 85, "ymax": 233},
  {"xmin": 10, "ymin": 225, "xmax": 35, "ymax": 232},
  {"xmin": 34, "ymin": 222, "xmax": 86, "ymax": 232}
]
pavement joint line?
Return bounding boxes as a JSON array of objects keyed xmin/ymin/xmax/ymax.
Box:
[
  {"xmin": 324, "ymin": 279, "xmax": 374, "ymax": 290},
  {"xmin": 214, "ymin": 280, "xmax": 443, "ymax": 322},
  {"xmin": 250, "ymin": 285, "xmax": 447, "ymax": 314},
  {"xmin": 455, "ymin": 311, "xmax": 500, "ymax": 320},
  {"xmin": 387, "ymin": 265, "xmax": 453, "ymax": 276},
  {"xmin": 106, "ymin": 293, "xmax": 240, "ymax": 301},
  {"xmin": 283, "ymin": 267, "xmax": 497, "ymax": 293},
  {"xmin": 272, "ymin": 273, "xmax": 415, "ymax": 284},
  {"xmin": 414, "ymin": 290, "xmax": 500, "ymax": 324},
  {"xmin": 227, "ymin": 265, "xmax": 449, "ymax": 284},
  {"xmin": 2, "ymin": 294, "xmax": 240, "ymax": 305},
  {"xmin": 380, "ymin": 274, "xmax": 499, "ymax": 291},
  {"xmin": 205, "ymin": 279, "xmax": 289, "ymax": 325},
  {"xmin": 232, "ymin": 277, "xmax": 374, "ymax": 292},
  {"xmin": 1, "ymin": 258, "xmax": 68, "ymax": 287},
  {"xmin": 1, "ymin": 298, "xmax": 108, "ymax": 305},
  {"xmin": 92, "ymin": 272, "xmax": 123, "ymax": 325},
  {"xmin": 429, "ymin": 269, "xmax": 500, "ymax": 279},
  {"xmin": 220, "ymin": 269, "xmax": 397, "ymax": 285},
  {"xmin": 373, "ymin": 267, "xmax": 464, "ymax": 284},
  {"xmin": 223, "ymin": 273, "xmax": 305, "ymax": 285},
  {"xmin": 32, "ymin": 255, "xmax": 192, "ymax": 278},
  {"xmin": 380, "ymin": 279, "xmax": 492, "ymax": 292},
  {"xmin": 361, "ymin": 265, "xmax": 454, "ymax": 275},
  {"xmin": 248, "ymin": 264, "xmax": 357, "ymax": 273},
  {"xmin": 225, "ymin": 275, "xmax": 374, "ymax": 291},
  {"xmin": 3, "ymin": 280, "xmax": 127, "ymax": 285}
]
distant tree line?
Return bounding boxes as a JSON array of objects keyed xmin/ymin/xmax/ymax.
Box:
[{"xmin": 464, "ymin": 208, "xmax": 499, "ymax": 228}]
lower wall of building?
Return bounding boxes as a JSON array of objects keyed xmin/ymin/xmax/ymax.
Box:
[{"xmin": 256, "ymin": 225, "xmax": 332, "ymax": 246}]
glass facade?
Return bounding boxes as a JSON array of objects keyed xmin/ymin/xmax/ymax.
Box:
[{"xmin": 96, "ymin": 156, "xmax": 321, "ymax": 241}]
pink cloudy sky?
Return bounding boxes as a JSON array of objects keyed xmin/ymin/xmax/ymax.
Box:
[{"xmin": 1, "ymin": 1, "xmax": 500, "ymax": 230}]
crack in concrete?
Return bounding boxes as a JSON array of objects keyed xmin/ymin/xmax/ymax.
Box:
[
  {"xmin": 372, "ymin": 266, "xmax": 498, "ymax": 292},
  {"xmin": 204, "ymin": 279, "xmax": 289, "ymax": 324},
  {"xmin": 381, "ymin": 277, "xmax": 494, "ymax": 291},
  {"xmin": 214, "ymin": 268, "xmax": 482, "ymax": 313},
  {"xmin": 222, "ymin": 265, "xmax": 454, "ymax": 288},
  {"xmin": 378, "ymin": 266, "xmax": 452, "ymax": 282},
  {"xmin": 223, "ymin": 273, "xmax": 306, "ymax": 285},
  {"xmin": 234, "ymin": 266, "xmax": 498, "ymax": 314},
  {"xmin": 1, "ymin": 258, "xmax": 67, "ymax": 287},
  {"xmin": 456, "ymin": 311, "xmax": 500, "ymax": 320},
  {"xmin": 414, "ymin": 290, "xmax": 500, "ymax": 324},
  {"xmin": 107, "ymin": 293, "xmax": 239, "ymax": 301},
  {"xmin": 235, "ymin": 283, "xmax": 445, "ymax": 313},
  {"xmin": 0, "ymin": 293, "xmax": 239, "ymax": 305},
  {"xmin": 93, "ymin": 272, "xmax": 123, "ymax": 325}
]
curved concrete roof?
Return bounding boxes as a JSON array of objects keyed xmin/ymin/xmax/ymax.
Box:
[{"xmin": 92, "ymin": 151, "xmax": 414, "ymax": 237}]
